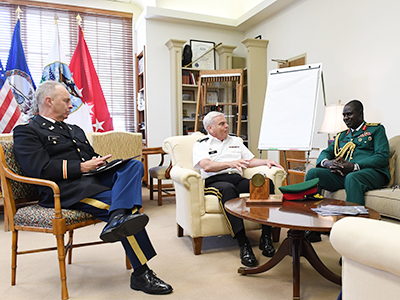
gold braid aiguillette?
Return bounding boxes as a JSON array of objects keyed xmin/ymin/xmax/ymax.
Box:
[{"xmin": 334, "ymin": 133, "xmax": 356, "ymax": 161}]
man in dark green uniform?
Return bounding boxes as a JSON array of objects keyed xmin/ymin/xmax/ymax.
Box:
[{"xmin": 305, "ymin": 100, "xmax": 390, "ymax": 241}]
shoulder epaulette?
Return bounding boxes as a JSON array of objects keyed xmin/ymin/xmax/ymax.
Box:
[
  {"xmin": 365, "ymin": 123, "xmax": 380, "ymax": 126},
  {"xmin": 228, "ymin": 133, "xmax": 237, "ymax": 137},
  {"xmin": 197, "ymin": 137, "xmax": 209, "ymax": 143}
]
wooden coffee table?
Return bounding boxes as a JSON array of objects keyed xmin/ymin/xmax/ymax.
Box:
[{"xmin": 225, "ymin": 197, "xmax": 380, "ymax": 300}]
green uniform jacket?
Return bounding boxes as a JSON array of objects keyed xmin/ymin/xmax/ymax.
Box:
[{"xmin": 316, "ymin": 123, "xmax": 391, "ymax": 182}]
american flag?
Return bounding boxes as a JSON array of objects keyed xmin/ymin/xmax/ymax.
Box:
[{"xmin": 0, "ymin": 59, "xmax": 23, "ymax": 133}]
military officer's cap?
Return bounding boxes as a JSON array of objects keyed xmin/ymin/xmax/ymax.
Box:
[{"xmin": 279, "ymin": 178, "xmax": 321, "ymax": 201}]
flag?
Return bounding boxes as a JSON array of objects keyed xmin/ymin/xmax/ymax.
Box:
[
  {"xmin": 5, "ymin": 19, "xmax": 37, "ymax": 122},
  {"xmin": 0, "ymin": 59, "xmax": 24, "ymax": 133},
  {"xmin": 69, "ymin": 26, "xmax": 113, "ymax": 132},
  {"xmin": 41, "ymin": 20, "xmax": 93, "ymax": 133}
]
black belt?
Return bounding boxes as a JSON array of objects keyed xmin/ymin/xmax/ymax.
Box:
[{"xmin": 205, "ymin": 172, "xmax": 242, "ymax": 186}]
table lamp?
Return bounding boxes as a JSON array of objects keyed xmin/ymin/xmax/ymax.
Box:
[{"xmin": 318, "ymin": 101, "xmax": 347, "ymax": 145}]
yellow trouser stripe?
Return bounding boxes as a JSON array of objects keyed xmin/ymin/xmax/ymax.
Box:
[
  {"xmin": 127, "ymin": 235, "xmax": 148, "ymax": 265},
  {"xmin": 80, "ymin": 198, "xmax": 111, "ymax": 211},
  {"xmin": 80, "ymin": 198, "xmax": 145, "ymax": 264},
  {"xmin": 80, "ymin": 198, "xmax": 139, "ymax": 213},
  {"xmin": 218, "ymin": 200, "xmax": 235, "ymax": 237},
  {"xmin": 205, "ymin": 187, "xmax": 234, "ymax": 237},
  {"xmin": 204, "ymin": 187, "xmax": 222, "ymax": 200}
]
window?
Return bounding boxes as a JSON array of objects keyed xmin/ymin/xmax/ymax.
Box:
[{"xmin": 0, "ymin": 1, "xmax": 135, "ymax": 132}]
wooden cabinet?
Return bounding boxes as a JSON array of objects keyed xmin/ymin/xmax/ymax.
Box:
[{"xmin": 135, "ymin": 48, "xmax": 147, "ymax": 146}]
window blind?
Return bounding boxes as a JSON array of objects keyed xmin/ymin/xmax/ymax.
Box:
[{"xmin": 0, "ymin": 1, "xmax": 135, "ymax": 132}]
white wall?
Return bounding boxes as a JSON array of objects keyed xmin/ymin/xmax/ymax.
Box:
[{"xmin": 245, "ymin": 0, "xmax": 400, "ymax": 142}]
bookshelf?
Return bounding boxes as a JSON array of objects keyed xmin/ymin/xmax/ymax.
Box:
[
  {"xmin": 135, "ymin": 48, "xmax": 147, "ymax": 146},
  {"xmin": 166, "ymin": 40, "xmax": 245, "ymax": 137},
  {"xmin": 181, "ymin": 68, "xmax": 200, "ymax": 135}
]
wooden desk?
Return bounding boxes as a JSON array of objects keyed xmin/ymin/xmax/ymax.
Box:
[{"xmin": 225, "ymin": 198, "xmax": 380, "ymax": 300}]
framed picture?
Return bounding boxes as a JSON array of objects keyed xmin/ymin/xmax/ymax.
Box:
[
  {"xmin": 182, "ymin": 90, "xmax": 195, "ymax": 101},
  {"xmin": 190, "ymin": 39, "xmax": 216, "ymax": 70},
  {"xmin": 206, "ymin": 91, "xmax": 218, "ymax": 104}
]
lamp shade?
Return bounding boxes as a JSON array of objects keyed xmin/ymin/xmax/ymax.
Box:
[{"xmin": 318, "ymin": 104, "xmax": 347, "ymax": 134}]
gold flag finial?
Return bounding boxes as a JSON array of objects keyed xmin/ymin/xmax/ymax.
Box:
[
  {"xmin": 16, "ymin": 6, "xmax": 22, "ymax": 20},
  {"xmin": 54, "ymin": 14, "xmax": 59, "ymax": 24},
  {"xmin": 76, "ymin": 13, "xmax": 82, "ymax": 26}
]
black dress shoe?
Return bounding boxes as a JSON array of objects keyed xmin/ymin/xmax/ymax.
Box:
[
  {"xmin": 131, "ymin": 270, "xmax": 173, "ymax": 295},
  {"xmin": 100, "ymin": 213, "xmax": 149, "ymax": 243},
  {"xmin": 240, "ymin": 243, "xmax": 258, "ymax": 267},
  {"xmin": 259, "ymin": 234, "xmax": 275, "ymax": 257},
  {"xmin": 305, "ymin": 231, "xmax": 322, "ymax": 243}
]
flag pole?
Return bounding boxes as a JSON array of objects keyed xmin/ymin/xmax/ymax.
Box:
[
  {"xmin": 16, "ymin": 6, "xmax": 22, "ymax": 19},
  {"xmin": 76, "ymin": 13, "xmax": 82, "ymax": 26},
  {"xmin": 54, "ymin": 14, "xmax": 63, "ymax": 81}
]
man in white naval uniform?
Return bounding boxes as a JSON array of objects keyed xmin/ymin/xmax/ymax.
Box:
[{"xmin": 193, "ymin": 111, "xmax": 284, "ymax": 267}]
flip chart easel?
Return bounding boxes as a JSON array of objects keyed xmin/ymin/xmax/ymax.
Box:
[{"xmin": 257, "ymin": 63, "xmax": 324, "ymax": 184}]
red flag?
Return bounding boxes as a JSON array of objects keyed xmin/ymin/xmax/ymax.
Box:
[{"xmin": 69, "ymin": 26, "xmax": 113, "ymax": 132}]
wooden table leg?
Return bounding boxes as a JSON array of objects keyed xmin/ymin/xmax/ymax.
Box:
[
  {"xmin": 238, "ymin": 229, "xmax": 341, "ymax": 300},
  {"xmin": 291, "ymin": 230, "xmax": 302, "ymax": 300},
  {"xmin": 301, "ymin": 236, "xmax": 342, "ymax": 285}
]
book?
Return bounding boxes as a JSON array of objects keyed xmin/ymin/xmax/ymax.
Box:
[{"xmin": 82, "ymin": 154, "xmax": 141, "ymax": 176}]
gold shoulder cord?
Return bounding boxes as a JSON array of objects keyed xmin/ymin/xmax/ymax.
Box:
[{"xmin": 334, "ymin": 132, "xmax": 356, "ymax": 161}]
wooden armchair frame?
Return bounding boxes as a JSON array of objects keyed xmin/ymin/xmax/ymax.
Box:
[{"xmin": 0, "ymin": 142, "xmax": 131, "ymax": 300}]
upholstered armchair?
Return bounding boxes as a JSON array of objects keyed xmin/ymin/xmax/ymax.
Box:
[
  {"xmin": 163, "ymin": 133, "xmax": 287, "ymax": 255},
  {"xmin": 330, "ymin": 217, "xmax": 400, "ymax": 300}
]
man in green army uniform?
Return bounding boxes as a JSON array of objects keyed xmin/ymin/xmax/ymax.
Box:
[{"xmin": 305, "ymin": 100, "xmax": 390, "ymax": 241}]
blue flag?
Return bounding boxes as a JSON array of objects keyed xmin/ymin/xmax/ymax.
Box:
[{"xmin": 6, "ymin": 19, "xmax": 37, "ymax": 121}]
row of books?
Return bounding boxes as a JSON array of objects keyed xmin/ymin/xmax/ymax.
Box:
[{"xmin": 182, "ymin": 70, "xmax": 198, "ymax": 85}]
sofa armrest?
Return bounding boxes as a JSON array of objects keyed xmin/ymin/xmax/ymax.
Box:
[
  {"xmin": 170, "ymin": 166, "xmax": 201, "ymax": 189},
  {"xmin": 330, "ymin": 217, "xmax": 400, "ymax": 277},
  {"xmin": 243, "ymin": 166, "xmax": 287, "ymax": 193}
]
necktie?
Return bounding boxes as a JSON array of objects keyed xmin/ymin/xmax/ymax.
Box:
[{"xmin": 56, "ymin": 121, "xmax": 68, "ymax": 130}]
